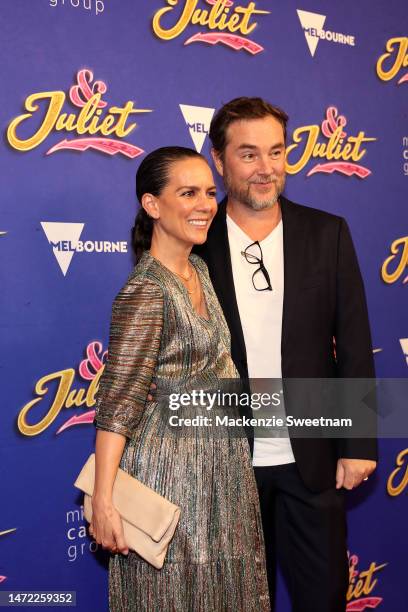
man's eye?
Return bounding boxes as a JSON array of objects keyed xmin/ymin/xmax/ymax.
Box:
[
  {"xmin": 271, "ymin": 150, "xmax": 282, "ymax": 158},
  {"xmin": 243, "ymin": 153, "xmax": 255, "ymax": 160}
]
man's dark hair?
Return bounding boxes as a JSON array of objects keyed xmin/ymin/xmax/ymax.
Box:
[{"xmin": 209, "ymin": 97, "xmax": 289, "ymax": 156}]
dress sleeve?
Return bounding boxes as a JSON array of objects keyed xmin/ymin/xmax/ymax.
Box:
[{"xmin": 94, "ymin": 277, "xmax": 164, "ymax": 439}]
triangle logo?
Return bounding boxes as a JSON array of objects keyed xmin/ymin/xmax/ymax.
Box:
[
  {"xmin": 297, "ymin": 9, "xmax": 326, "ymax": 57},
  {"xmin": 41, "ymin": 222, "xmax": 84, "ymax": 276},
  {"xmin": 400, "ymin": 339, "xmax": 408, "ymax": 366},
  {"xmin": 179, "ymin": 104, "xmax": 215, "ymax": 153}
]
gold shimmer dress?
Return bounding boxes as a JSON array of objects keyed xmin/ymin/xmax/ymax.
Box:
[{"xmin": 94, "ymin": 252, "xmax": 270, "ymax": 612}]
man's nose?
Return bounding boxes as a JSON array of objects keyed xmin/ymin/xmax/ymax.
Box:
[{"xmin": 256, "ymin": 156, "xmax": 274, "ymax": 175}]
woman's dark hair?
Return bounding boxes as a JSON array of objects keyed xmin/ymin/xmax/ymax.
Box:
[{"xmin": 132, "ymin": 146, "xmax": 206, "ymax": 260}]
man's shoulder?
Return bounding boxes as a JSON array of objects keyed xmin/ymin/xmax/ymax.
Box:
[{"xmin": 281, "ymin": 196, "xmax": 343, "ymax": 226}]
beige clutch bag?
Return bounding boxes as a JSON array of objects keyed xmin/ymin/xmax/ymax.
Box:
[{"xmin": 74, "ymin": 453, "xmax": 181, "ymax": 569}]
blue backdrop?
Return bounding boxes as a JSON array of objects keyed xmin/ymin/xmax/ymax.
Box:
[{"xmin": 1, "ymin": 1, "xmax": 407, "ymax": 610}]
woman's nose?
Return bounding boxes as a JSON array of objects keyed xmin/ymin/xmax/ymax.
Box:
[{"xmin": 196, "ymin": 193, "xmax": 215, "ymax": 210}]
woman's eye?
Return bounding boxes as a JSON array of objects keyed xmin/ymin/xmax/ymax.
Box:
[
  {"xmin": 208, "ymin": 191, "xmax": 217, "ymax": 198},
  {"xmin": 181, "ymin": 190, "xmax": 194, "ymax": 197}
]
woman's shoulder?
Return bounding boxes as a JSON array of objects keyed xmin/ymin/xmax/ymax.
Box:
[
  {"xmin": 116, "ymin": 254, "xmax": 164, "ymax": 301},
  {"xmin": 189, "ymin": 253, "xmax": 210, "ymax": 276},
  {"xmin": 129, "ymin": 252, "xmax": 165, "ymax": 282}
]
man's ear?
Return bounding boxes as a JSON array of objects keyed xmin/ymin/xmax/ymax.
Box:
[
  {"xmin": 211, "ymin": 148, "xmax": 224, "ymax": 177},
  {"xmin": 141, "ymin": 193, "xmax": 160, "ymax": 219}
]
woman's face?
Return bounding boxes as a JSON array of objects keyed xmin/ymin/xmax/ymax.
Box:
[{"xmin": 146, "ymin": 157, "xmax": 218, "ymax": 247}]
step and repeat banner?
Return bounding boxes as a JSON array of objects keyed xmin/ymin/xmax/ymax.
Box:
[{"xmin": 1, "ymin": 1, "xmax": 407, "ymax": 610}]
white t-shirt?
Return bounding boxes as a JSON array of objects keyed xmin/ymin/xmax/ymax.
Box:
[{"xmin": 226, "ymin": 215, "xmax": 295, "ymax": 466}]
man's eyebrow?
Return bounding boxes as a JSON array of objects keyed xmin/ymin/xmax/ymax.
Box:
[
  {"xmin": 237, "ymin": 144, "xmax": 258, "ymax": 150},
  {"xmin": 236, "ymin": 142, "xmax": 285, "ymax": 151}
]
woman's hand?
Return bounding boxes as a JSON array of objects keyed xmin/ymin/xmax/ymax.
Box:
[
  {"xmin": 89, "ymin": 495, "xmax": 129, "ymax": 555},
  {"xmin": 147, "ymin": 382, "xmax": 156, "ymax": 402},
  {"xmin": 91, "ymin": 430, "xmax": 128, "ymax": 553}
]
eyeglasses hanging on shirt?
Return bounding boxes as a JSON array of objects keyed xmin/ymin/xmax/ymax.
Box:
[{"xmin": 241, "ymin": 241, "xmax": 273, "ymax": 292}]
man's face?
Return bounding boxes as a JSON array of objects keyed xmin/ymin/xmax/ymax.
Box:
[{"xmin": 213, "ymin": 116, "xmax": 286, "ymax": 210}]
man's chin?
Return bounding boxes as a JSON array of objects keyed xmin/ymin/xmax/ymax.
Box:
[{"xmin": 244, "ymin": 195, "xmax": 279, "ymax": 211}]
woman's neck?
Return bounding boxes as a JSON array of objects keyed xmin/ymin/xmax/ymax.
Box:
[{"xmin": 149, "ymin": 234, "xmax": 192, "ymax": 277}]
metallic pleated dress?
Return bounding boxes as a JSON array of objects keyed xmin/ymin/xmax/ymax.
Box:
[{"xmin": 94, "ymin": 252, "xmax": 270, "ymax": 612}]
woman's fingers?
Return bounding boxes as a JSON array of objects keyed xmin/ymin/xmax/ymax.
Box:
[
  {"xmin": 89, "ymin": 520, "xmax": 114, "ymax": 550},
  {"xmin": 113, "ymin": 529, "xmax": 129, "ymax": 555},
  {"xmin": 101, "ymin": 540, "xmax": 117, "ymax": 552},
  {"xmin": 101, "ymin": 520, "xmax": 118, "ymax": 552},
  {"xmin": 147, "ymin": 381, "xmax": 157, "ymax": 402},
  {"xmin": 111, "ymin": 509, "xmax": 129, "ymax": 555},
  {"xmin": 89, "ymin": 509, "xmax": 128, "ymax": 555}
]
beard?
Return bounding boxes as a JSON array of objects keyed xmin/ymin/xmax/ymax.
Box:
[{"xmin": 224, "ymin": 172, "xmax": 286, "ymax": 211}]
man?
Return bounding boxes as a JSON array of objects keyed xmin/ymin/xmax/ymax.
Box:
[{"xmin": 195, "ymin": 97, "xmax": 377, "ymax": 612}]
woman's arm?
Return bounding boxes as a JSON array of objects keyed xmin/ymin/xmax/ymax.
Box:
[
  {"xmin": 90, "ymin": 276, "xmax": 164, "ymax": 554},
  {"xmin": 90, "ymin": 430, "xmax": 128, "ymax": 554}
]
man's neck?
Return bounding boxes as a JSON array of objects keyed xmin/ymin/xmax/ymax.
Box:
[{"xmin": 226, "ymin": 197, "xmax": 282, "ymax": 242}]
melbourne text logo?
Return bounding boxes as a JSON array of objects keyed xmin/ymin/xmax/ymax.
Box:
[
  {"xmin": 180, "ymin": 104, "xmax": 215, "ymax": 152},
  {"xmin": 41, "ymin": 222, "xmax": 128, "ymax": 276},
  {"xmin": 297, "ymin": 9, "xmax": 355, "ymax": 57}
]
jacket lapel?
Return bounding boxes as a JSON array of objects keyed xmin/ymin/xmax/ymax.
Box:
[
  {"xmin": 204, "ymin": 198, "xmax": 248, "ymax": 377},
  {"xmin": 280, "ymin": 197, "xmax": 307, "ymax": 370},
  {"xmin": 202, "ymin": 196, "xmax": 307, "ymax": 378}
]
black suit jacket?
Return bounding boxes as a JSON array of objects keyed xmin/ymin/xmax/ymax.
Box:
[{"xmin": 195, "ymin": 196, "xmax": 378, "ymax": 492}]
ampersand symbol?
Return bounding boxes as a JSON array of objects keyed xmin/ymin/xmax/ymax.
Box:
[
  {"xmin": 79, "ymin": 341, "xmax": 108, "ymax": 380},
  {"xmin": 321, "ymin": 106, "xmax": 347, "ymax": 138},
  {"xmin": 69, "ymin": 69, "xmax": 107, "ymax": 109}
]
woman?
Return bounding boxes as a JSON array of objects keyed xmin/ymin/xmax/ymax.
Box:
[{"xmin": 91, "ymin": 146, "xmax": 270, "ymax": 611}]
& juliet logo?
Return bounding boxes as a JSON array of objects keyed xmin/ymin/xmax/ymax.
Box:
[
  {"xmin": 346, "ymin": 552, "xmax": 387, "ymax": 611},
  {"xmin": 0, "ymin": 528, "xmax": 17, "ymax": 584},
  {"xmin": 387, "ymin": 446, "xmax": 408, "ymax": 497},
  {"xmin": 286, "ymin": 107, "xmax": 376, "ymax": 179},
  {"xmin": 376, "ymin": 37, "xmax": 408, "ymax": 85},
  {"xmin": 6, "ymin": 69, "xmax": 151, "ymax": 158},
  {"xmin": 152, "ymin": 0, "xmax": 269, "ymax": 55},
  {"xmin": 381, "ymin": 236, "xmax": 408, "ymax": 285},
  {"xmin": 18, "ymin": 341, "xmax": 106, "ymax": 436}
]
